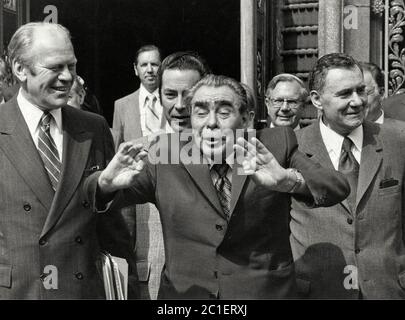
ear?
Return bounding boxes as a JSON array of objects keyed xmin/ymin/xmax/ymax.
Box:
[
  {"xmin": 310, "ymin": 90, "xmax": 323, "ymax": 112},
  {"xmin": 12, "ymin": 60, "xmax": 28, "ymax": 83},
  {"xmin": 264, "ymin": 96, "xmax": 271, "ymax": 115},
  {"xmin": 133, "ymin": 63, "xmax": 139, "ymax": 77}
]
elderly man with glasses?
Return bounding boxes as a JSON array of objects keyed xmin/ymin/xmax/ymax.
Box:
[{"xmin": 265, "ymin": 73, "xmax": 308, "ymax": 130}]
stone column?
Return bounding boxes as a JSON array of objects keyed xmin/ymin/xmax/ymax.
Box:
[
  {"xmin": 240, "ymin": 0, "xmax": 256, "ymax": 92},
  {"xmin": 318, "ymin": 0, "xmax": 343, "ymax": 57}
]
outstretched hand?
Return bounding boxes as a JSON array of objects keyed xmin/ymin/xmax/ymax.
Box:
[
  {"xmin": 98, "ymin": 141, "xmax": 149, "ymax": 194},
  {"xmin": 234, "ymin": 137, "xmax": 291, "ymax": 191}
]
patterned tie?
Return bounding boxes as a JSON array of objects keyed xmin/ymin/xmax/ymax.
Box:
[
  {"xmin": 212, "ymin": 164, "xmax": 232, "ymax": 220},
  {"xmin": 37, "ymin": 112, "xmax": 62, "ymax": 191},
  {"xmin": 144, "ymin": 94, "xmax": 160, "ymax": 134},
  {"xmin": 338, "ymin": 137, "xmax": 359, "ymax": 211}
]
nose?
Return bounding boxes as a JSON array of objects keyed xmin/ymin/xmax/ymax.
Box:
[
  {"xmin": 206, "ymin": 111, "xmax": 218, "ymax": 129},
  {"xmin": 280, "ymin": 100, "xmax": 291, "ymax": 111},
  {"xmin": 146, "ymin": 63, "xmax": 153, "ymax": 72},
  {"xmin": 59, "ymin": 66, "xmax": 74, "ymax": 82},
  {"xmin": 350, "ymin": 92, "xmax": 365, "ymax": 107},
  {"xmin": 174, "ymin": 96, "xmax": 186, "ymax": 111}
]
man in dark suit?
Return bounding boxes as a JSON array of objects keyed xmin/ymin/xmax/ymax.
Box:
[
  {"xmin": 383, "ymin": 92, "xmax": 405, "ymax": 121},
  {"xmin": 85, "ymin": 74, "xmax": 349, "ymax": 299},
  {"xmin": 112, "ymin": 45, "xmax": 164, "ymax": 146},
  {"xmin": 0, "ymin": 22, "xmax": 136, "ymax": 299},
  {"xmin": 291, "ymin": 53, "xmax": 405, "ymax": 299}
]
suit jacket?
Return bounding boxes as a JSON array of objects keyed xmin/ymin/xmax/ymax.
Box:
[
  {"xmin": 383, "ymin": 93, "xmax": 405, "ymax": 121},
  {"xmin": 112, "ymin": 91, "xmax": 165, "ymax": 299},
  {"xmin": 112, "ymin": 90, "xmax": 142, "ymax": 148},
  {"xmin": 291, "ymin": 121, "xmax": 405, "ymax": 299},
  {"xmin": 85, "ymin": 127, "xmax": 349, "ymax": 299},
  {"xmin": 0, "ymin": 97, "xmax": 136, "ymax": 299}
]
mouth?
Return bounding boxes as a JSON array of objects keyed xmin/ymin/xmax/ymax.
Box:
[
  {"xmin": 171, "ymin": 115, "xmax": 190, "ymax": 123},
  {"xmin": 51, "ymin": 86, "xmax": 70, "ymax": 94}
]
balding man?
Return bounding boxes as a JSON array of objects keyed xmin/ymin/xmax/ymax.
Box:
[{"xmin": 0, "ymin": 22, "xmax": 136, "ymax": 299}]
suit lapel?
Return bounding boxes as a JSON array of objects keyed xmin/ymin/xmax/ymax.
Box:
[
  {"xmin": 183, "ymin": 163, "xmax": 225, "ymax": 218},
  {"xmin": 230, "ymin": 162, "xmax": 247, "ymax": 215},
  {"xmin": 41, "ymin": 107, "xmax": 93, "ymax": 237},
  {"xmin": 356, "ymin": 122, "xmax": 383, "ymax": 209},
  {"xmin": 0, "ymin": 98, "xmax": 54, "ymax": 211},
  {"xmin": 299, "ymin": 123, "xmax": 352, "ymax": 214},
  {"xmin": 130, "ymin": 90, "xmax": 142, "ymax": 138}
]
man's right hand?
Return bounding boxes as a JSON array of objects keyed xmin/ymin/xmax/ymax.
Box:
[{"xmin": 98, "ymin": 141, "xmax": 148, "ymax": 194}]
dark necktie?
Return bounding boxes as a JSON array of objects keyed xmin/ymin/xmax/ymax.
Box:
[
  {"xmin": 211, "ymin": 164, "xmax": 232, "ymax": 220},
  {"xmin": 338, "ymin": 137, "xmax": 359, "ymax": 211},
  {"xmin": 38, "ymin": 112, "xmax": 62, "ymax": 191}
]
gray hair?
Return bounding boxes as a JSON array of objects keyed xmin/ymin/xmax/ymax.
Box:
[
  {"xmin": 266, "ymin": 73, "xmax": 308, "ymax": 100},
  {"xmin": 185, "ymin": 74, "xmax": 248, "ymax": 114},
  {"xmin": 8, "ymin": 22, "xmax": 72, "ymax": 68}
]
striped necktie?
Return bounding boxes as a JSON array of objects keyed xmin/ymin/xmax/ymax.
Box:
[
  {"xmin": 144, "ymin": 94, "xmax": 160, "ymax": 134},
  {"xmin": 211, "ymin": 164, "xmax": 232, "ymax": 220},
  {"xmin": 37, "ymin": 112, "xmax": 62, "ymax": 191}
]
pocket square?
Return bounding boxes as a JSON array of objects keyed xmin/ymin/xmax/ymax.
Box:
[{"xmin": 379, "ymin": 178, "xmax": 399, "ymax": 189}]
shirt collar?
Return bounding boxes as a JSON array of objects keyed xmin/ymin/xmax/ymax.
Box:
[
  {"xmin": 139, "ymin": 84, "xmax": 159, "ymax": 107},
  {"xmin": 270, "ymin": 121, "xmax": 300, "ymax": 131},
  {"xmin": 319, "ymin": 117, "xmax": 363, "ymax": 155},
  {"xmin": 17, "ymin": 88, "xmax": 63, "ymax": 135},
  {"xmin": 375, "ymin": 110, "xmax": 384, "ymax": 124}
]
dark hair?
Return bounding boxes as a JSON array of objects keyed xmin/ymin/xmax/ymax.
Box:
[
  {"xmin": 157, "ymin": 51, "xmax": 211, "ymax": 94},
  {"xmin": 309, "ymin": 53, "xmax": 362, "ymax": 92},
  {"xmin": 134, "ymin": 45, "xmax": 161, "ymax": 65},
  {"xmin": 185, "ymin": 74, "xmax": 248, "ymax": 115},
  {"xmin": 359, "ymin": 61, "xmax": 384, "ymax": 89}
]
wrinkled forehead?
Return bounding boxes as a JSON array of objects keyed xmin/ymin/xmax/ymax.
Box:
[{"xmin": 191, "ymin": 85, "xmax": 240, "ymax": 106}]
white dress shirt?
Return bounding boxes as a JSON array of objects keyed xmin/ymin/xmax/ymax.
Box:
[
  {"xmin": 17, "ymin": 89, "xmax": 63, "ymax": 160},
  {"xmin": 319, "ymin": 118, "xmax": 363, "ymax": 170},
  {"xmin": 139, "ymin": 84, "xmax": 164, "ymax": 136}
]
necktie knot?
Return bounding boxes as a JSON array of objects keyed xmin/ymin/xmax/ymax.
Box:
[
  {"xmin": 342, "ymin": 137, "xmax": 354, "ymax": 153},
  {"xmin": 40, "ymin": 112, "xmax": 52, "ymax": 130},
  {"xmin": 212, "ymin": 163, "xmax": 230, "ymax": 178}
]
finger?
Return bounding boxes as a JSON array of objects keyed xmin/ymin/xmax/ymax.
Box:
[
  {"xmin": 134, "ymin": 150, "xmax": 148, "ymax": 162},
  {"xmin": 127, "ymin": 143, "xmax": 146, "ymax": 158},
  {"xmin": 118, "ymin": 142, "xmax": 133, "ymax": 155}
]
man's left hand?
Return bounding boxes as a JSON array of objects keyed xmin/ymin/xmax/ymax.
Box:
[{"xmin": 234, "ymin": 137, "xmax": 294, "ymax": 192}]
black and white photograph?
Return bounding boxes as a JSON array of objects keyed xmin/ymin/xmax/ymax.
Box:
[{"xmin": 0, "ymin": 0, "xmax": 404, "ymax": 312}]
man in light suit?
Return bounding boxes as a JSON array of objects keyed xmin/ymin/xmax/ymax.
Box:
[
  {"xmin": 0, "ymin": 22, "xmax": 136, "ymax": 299},
  {"xmin": 291, "ymin": 53, "xmax": 405, "ymax": 299},
  {"xmin": 112, "ymin": 44, "xmax": 164, "ymax": 146},
  {"xmin": 85, "ymin": 75, "xmax": 349, "ymax": 299}
]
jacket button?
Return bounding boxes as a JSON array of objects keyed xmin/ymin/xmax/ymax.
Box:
[
  {"xmin": 355, "ymin": 248, "xmax": 361, "ymax": 254},
  {"xmin": 23, "ymin": 203, "xmax": 31, "ymax": 211},
  {"xmin": 75, "ymin": 236, "xmax": 83, "ymax": 244},
  {"xmin": 347, "ymin": 218, "xmax": 353, "ymax": 225},
  {"xmin": 215, "ymin": 224, "xmax": 223, "ymax": 231},
  {"xmin": 82, "ymin": 201, "xmax": 90, "ymax": 208},
  {"xmin": 75, "ymin": 272, "xmax": 84, "ymax": 280},
  {"xmin": 39, "ymin": 239, "xmax": 47, "ymax": 246}
]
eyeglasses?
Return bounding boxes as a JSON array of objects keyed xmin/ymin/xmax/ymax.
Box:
[{"xmin": 266, "ymin": 97, "xmax": 303, "ymax": 109}]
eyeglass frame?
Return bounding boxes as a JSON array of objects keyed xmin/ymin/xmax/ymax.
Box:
[{"xmin": 265, "ymin": 96, "xmax": 304, "ymax": 109}]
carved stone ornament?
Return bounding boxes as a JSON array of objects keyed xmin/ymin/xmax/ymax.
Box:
[{"xmin": 388, "ymin": 0, "xmax": 405, "ymax": 94}]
